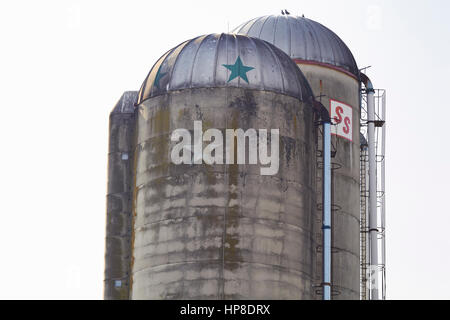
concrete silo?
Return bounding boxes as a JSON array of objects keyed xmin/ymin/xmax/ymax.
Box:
[
  {"xmin": 235, "ymin": 15, "xmax": 361, "ymax": 300},
  {"xmin": 104, "ymin": 91, "xmax": 138, "ymax": 299},
  {"xmin": 130, "ymin": 33, "xmax": 319, "ymax": 299}
]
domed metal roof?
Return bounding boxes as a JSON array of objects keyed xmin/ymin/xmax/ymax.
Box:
[
  {"xmin": 233, "ymin": 15, "xmax": 359, "ymax": 77},
  {"xmin": 137, "ymin": 33, "xmax": 313, "ymax": 104}
]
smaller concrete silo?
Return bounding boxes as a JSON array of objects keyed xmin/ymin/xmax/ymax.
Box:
[{"xmin": 104, "ymin": 91, "xmax": 138, "ymax": 299}]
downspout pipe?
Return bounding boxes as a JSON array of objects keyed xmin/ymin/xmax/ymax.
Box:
[
  {"xmin": 312, "ymin": 99, "xmax": 332, "ymax": 301},
  {"xmin": 360, "ymin": 74, "xmax": 379, "ymax": 300},
  {"xmin": 381, "ymin": 93, "xmax": 386, "ymax": 300}
]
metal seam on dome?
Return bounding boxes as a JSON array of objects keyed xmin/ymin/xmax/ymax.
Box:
[
  {"xmin": 138, "ymin": 51, "xmax": 162, "ymax": 103},
  {"xmin": 165, "ymin": 38, "xmax": 194, "ymax": 92},
  {"xmin": 286, "ymin": 15, "xmax": 292, "ymax": 57},
  {"xmin": 151, "ymin": 52, "xmax": 169, "ymax": 97},
  {"xmin": 296, "ymin": 57, "xmax": 312, "ymax": 101},
  {"xmin": 290, "ymin": 56, "xmax": 304, "ymax": 101},
  {"xmin": 320, "ymin": 23, "xmax": 358, "ymax": 74},
  {"xmin": 293, "ymin": 58, "xmax": 306, "ymax": 101},
  {"xmin": 328, "ymin": 30, "xmax": 346, "ymax": 68},
  {"xmin": 311, "ymin": 20, "xmax": 358, "ymax": 74},
  {"xmin": 315, "ymin": 21, "xmax": 338, "ymax": 67},
  {"xmin": 334, "ymin": 36, "xmax": 352, "ymax": 71},
  {"xmin": 292, "ymin": 56, "xmax": 314, "ymax": 100},
  {"xmin": 149, "ymin": 40, "xmax": 187, "ymax": 100},
  {"xmin": 233, "ymin": 18, "xmax": 249, "ymax": 33},
  {"xmin": 329, "ymin": 29, "xmax": 358, "ymax": 74},
  {"xmin": 299, "ymin": 17, "xmax": 308, "ymax": 60},
  {"xmin": 196, "ymin": 33, "xmax": 219, "ymax": 87},
  {"xmin": 273, "ymin": 15, "xmax": 280, "ymax": 45},
  {"xmin": 232, "ymin": 21, "xmax": 246, "ymax": 34},
  {"xmin": 188, "ymin": 35, "xmax": 210, "ymax": 89},
  {"xmin": 235, "ymin": 33, "xmax": 245, "ymax": 87},
  {"xmin": 265, "ymin": 16, "xmax": 277, "ymax": 42},
  {"xmin": 260, "ymin": 40, "xmax": 286, "ymax": 97},
  {"xmin": 143, "ymin": 49, "xmax": 172, "ymax": 103},
  {"xmin": 246, "ymin": 16, "xmax": 266, "ymax": 36},
  {"xmin": 317, "ymin": 21, "xmax": 350, "ymax": 70},
  {"xmin": 304, "ymin": 18, "xmax": 322, "ymax": 63},
  {"xmin": 137, "ymin": 74, "xmax": 147, "ymax": 104},
  {"xmin": 236, "ymin": 17, "xmax": 258, "ymax": 34},
  {"xmin": 257, "ymin": 16, "xmax": 271, "ymax": 38},
  {"xmin": 247, "ymin": 36, "xmax": 264, "ymax": 91},
  {"xmin": 212, "ymin": 33, "xmax": 222, "ymax": 87}
]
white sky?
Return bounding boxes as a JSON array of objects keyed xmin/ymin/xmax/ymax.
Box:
[{"xmin": 0, "ymin": 0, "xmax": 448, "ymax": 300}]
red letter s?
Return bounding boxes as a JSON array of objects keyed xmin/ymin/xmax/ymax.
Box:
[
  {"xmin": 334, "ymin": 106, "xmax": 343, "ymax": 124},
  {"xmin": 343, "ymin": 117, "xmax": 351, "ymax": 134}
]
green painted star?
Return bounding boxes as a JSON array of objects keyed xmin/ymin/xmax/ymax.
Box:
[
  {"xmin": 222, "ymin": 56, "xmax": 254, "ymax": 84},
  {"xmin": 153, "ymin": 66, "xmax": 167, "ymax": 89}
]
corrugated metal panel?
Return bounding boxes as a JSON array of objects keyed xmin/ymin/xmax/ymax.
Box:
[
  {"xmin": 137, "ymin": 33, "xmax": 313, "ymax": 104},
  {"xmin": 233, "ymin": 15, "xmax": 359, "ymax": 76}
]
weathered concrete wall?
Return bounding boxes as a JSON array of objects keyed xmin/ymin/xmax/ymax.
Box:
[
  {"xmin": 104, "ymin": 91, "xmax": 138, "ymax": 300},
  {"xmin": 297, "ymin": 64, "xmax": 360, "ymax": 300},
  {"xmin": 130, "ymin": 87, "xmax": 317, "ymax": 299}
]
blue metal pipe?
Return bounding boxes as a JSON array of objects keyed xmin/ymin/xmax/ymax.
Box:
[
  {"xmin": 322, "ymin": 121, "xmax": 332, "ymax": 300},
  {"xmin": 360, "ymin": 73, "xmax": 379, "ymax": 300},
  {"xmin": 311, "ymin": 98, "xmax": 332, "ymax": 300}
]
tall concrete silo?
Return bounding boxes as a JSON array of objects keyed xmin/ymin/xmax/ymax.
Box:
[
  {"xmin": 130, "ymin": 33, "xmax": 318, "ymax": 299},
  {"xmin": 104, "ymin": 91, "xmax": 137, "ymax": 299},
  {"xmin": 235, "ymin": 15, "xmax": 361, "ymax": 300}
]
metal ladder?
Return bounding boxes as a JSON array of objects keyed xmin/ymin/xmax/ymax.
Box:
[{"xmin": 360, "ymin": 149, "xmax": 369, "ymax": 300}]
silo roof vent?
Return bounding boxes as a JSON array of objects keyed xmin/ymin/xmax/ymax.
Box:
[
  {"xmin": 137, "ymin": 33, "xmax": 313, "ymax": 104},
  {"xmin": 233, "ymin": 15, "xmax": 359, "ymax": 77}
]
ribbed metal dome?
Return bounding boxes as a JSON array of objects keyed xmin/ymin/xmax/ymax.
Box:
[
  {"xmin": 233, "ymin": 15, "xmax": 359, "ymax": 77},
  {"xmin": 137, "ymin": 33, "xmax": 313, "ymax": 104}
]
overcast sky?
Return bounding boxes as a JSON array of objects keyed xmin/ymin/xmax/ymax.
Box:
[{"xmin": 0, "ymin": 0, "xmax": 448, "ymax": 299}]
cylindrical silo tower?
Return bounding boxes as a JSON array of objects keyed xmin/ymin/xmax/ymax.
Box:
[
  {"xmin": 130, "ymin": 33, "xmax": 318, "ymax": 299},
  {"xmin": 234, "ymin": 15, "xmax": 361, "ymax": 300},
  {"xmin": 104, "ymin": 91, "xmax": 138, "ymax": 299}
]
